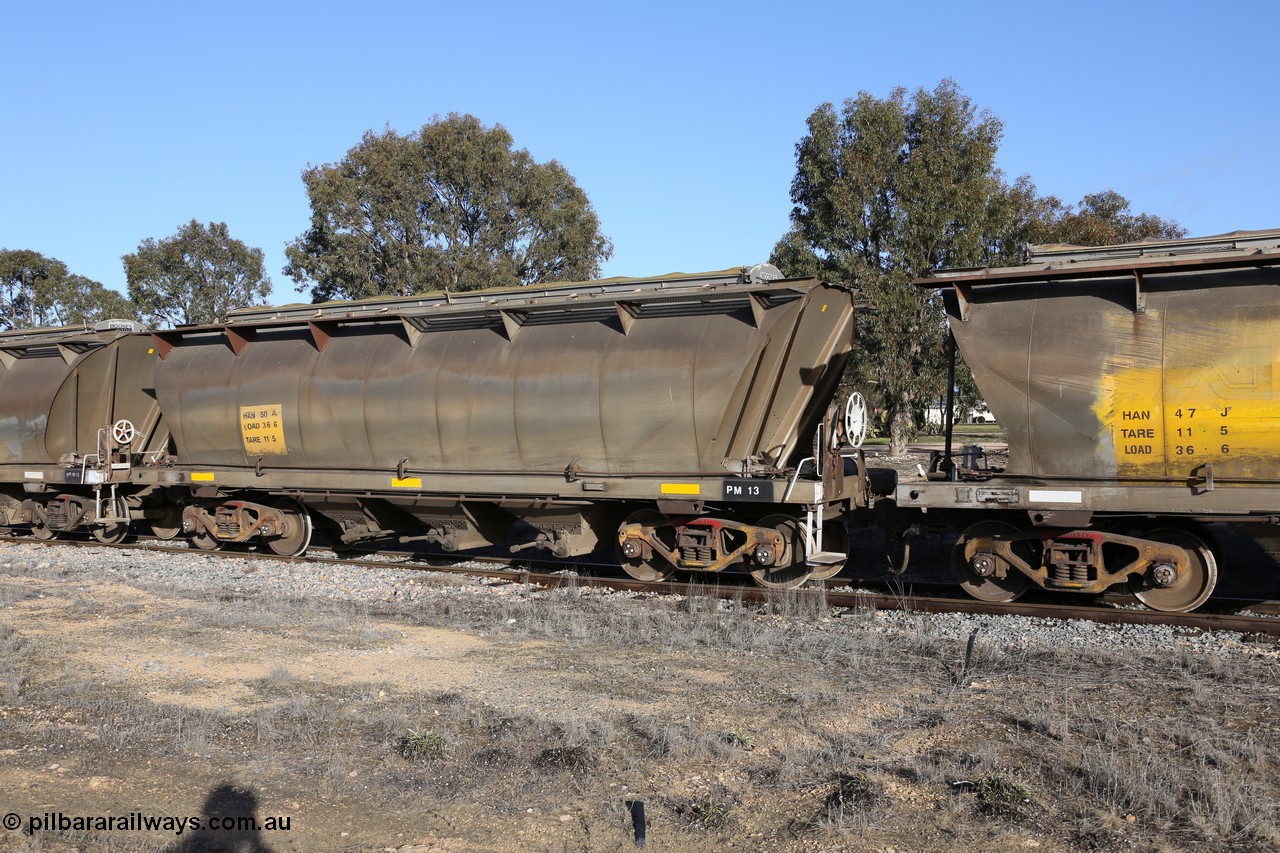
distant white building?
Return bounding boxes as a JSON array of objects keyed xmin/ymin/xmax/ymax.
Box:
[{"xmin": 924, "ymin": 404, "xmax": 996, "ymax": 426}]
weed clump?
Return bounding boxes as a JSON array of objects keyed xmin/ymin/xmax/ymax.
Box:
[
  {"xmin": 679, "ymin": 797, "xmax": 734, "ymax": 831},
  {"xmin": 397, "ymin": 729, "xmax": 446, "ymax": 761},
  {"xmin": 535, "ymin": 745, "xmax": 595, "ymax": 772},
  {"xmin": 826, "ymin": 773, "xmax": 883, "ymax": 814},
  {"xmin": 789, "ymin": 772, "xmax": 887, "ymax": 833},
  {"xmin": 973, "ymin": 772, "xmax": 1036, "ymax": 820}
]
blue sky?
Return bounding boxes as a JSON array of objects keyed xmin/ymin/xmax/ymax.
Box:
[{"xmin": 3, "ymin": 1, "xmax": 1274, "ymax": 306}]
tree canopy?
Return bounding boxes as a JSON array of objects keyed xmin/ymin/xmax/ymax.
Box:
[
  {"xmin": 774, "ymin": 80, "xmax": 1185, "ymax": 453},
  {"xmin": 123, "ymin": 220, "xmax": 272, "ymax": 328},
  {"xmin": 284, "ymin": 113, "xmax": 613, "ymax": 302},
  {"xmin": 1032, "ymin": 186, "xmax": 1186, "ymax": 247},
  {"xmin": 984, "ymin": 178, "xmax": 1186, "ymax": 263},
  {"xmin": 0, "ymin": 249, "xmax": 135, "ymax": 331},
  {"xmin": 775, "ymin": 80, "xmax": 1005, "ymax": 453}
]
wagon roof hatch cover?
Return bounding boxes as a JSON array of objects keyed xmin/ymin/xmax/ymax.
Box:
[{"xmin": 913, "ymin": 228, "xmax": 1280, "ymax": 288}]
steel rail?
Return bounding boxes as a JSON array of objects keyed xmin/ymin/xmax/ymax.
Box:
[{"xmin": 8, "ymin": 535, "xmax": 1280, "ymax": 638}]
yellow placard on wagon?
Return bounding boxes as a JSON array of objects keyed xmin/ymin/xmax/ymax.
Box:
[
  {"xmin": 240, "ymin": 404, "xmax": 288, "ymax": 455},
  {"xmin": 1097, "ymin": 350, "xmax": 1280, "ymax": 479}
]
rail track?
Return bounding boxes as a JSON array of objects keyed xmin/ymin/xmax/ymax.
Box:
[{"xmin": 10, "ymin": 534, "xmax": 1280, "ymax": 639}]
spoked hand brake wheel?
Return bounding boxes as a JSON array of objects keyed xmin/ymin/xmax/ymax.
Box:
[
  {"xmin": 112, "ymin": 419, "xmax": 137, "ymax": 446},
  {"xmin": 844, "ymin": 393, "xmax": 868, "ymax": 449}
]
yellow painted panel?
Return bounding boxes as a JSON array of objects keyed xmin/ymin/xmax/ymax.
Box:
[
  {"xmin": 660, "ymin": 483, "xmax": 701, "ymax": 495},
  {"xmin": 240, "ymin": 404, "xmax": 288, "ymax": 455},
  {"xmin": 191, "ymin": 472, "xmax": 216, "ymax": 482},
  {"xmin": 1095, "ymin": 345, "xmax": 1280, "ymax": 478},
  {"xmin": 392, "ymin": 477, "xmax": 422, "ymax": 488}
]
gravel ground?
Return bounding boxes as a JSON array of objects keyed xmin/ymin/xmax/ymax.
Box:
[{"xmin": 5, "ymin": 540, "xmax": 1275, "ymax": 664}]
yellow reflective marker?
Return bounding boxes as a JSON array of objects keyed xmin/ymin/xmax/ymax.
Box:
[
  {"xmin": 191, "ymin": 472, "xmax": 216, "ymax": 482},
  {"xmin": 392, "ymin": 477, "xmax": 423, "ymax": 488},
  {"xmin": 660, "ymin": 483, "xmax": 700, "ymax": 495}
]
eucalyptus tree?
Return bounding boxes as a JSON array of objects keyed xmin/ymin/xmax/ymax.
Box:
[
  {"xmin": 123, "ymin": 220, "xmax": 271, "ymax": 328},
  {"xmin": 284, "ymin": 113, "xmax": 613, "ymax": 301},
  {"xmin": 0, "ymin": 249, "xmax": 135, "ymax": 330},
  {"xmin": 774, "ymin": 80, "xmax": 1004, "ymax": 454},
  {"xmin": 774, "ymin": 81, "xmax": 1186, "ymax": 453}
]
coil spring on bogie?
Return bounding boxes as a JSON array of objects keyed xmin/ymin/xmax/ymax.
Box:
[
  {"xmin": 1051, "ymin": 563, "xmax": 1094, "ymax": 583},
  {"xmin": 680, "ymin": 546, "xmax": 714, "ymax": 563},
  {"xmin": 215, "ymin": 507, "xmax": 240, "ymax": 537},
  {"xmin": 46, "ymin": 502, "xmax": 69, "ymax": 529},
  {"xmin": 1049, "ymin": 541, "xmax": 1095, "ymax": 583}
]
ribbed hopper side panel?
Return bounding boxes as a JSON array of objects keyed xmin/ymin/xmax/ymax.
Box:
[
  {"xmin": 0, "ymin": 355, "xmax": 66, "ymax": 464},
  {"xmin": 0, "ymin": 335, "xmax": 161, "ymax": 466},
  {"xmin": 948, "ymin": 267, "xmax": 1280, "ymax": 482},
  {"xmin": 157, "ymin": 280, "xmax": 857, "ymax": 478}
]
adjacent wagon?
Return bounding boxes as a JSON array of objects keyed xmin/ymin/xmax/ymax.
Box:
[{"xmin": 902, "ymin": 229, "xmax": 1280, "ymax": 610}]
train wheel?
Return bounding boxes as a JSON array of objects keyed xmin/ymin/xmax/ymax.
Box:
[
  {"xmin": 266, "ymin": 499, "xmax": 313, "ymax": 557},
  {"xmin": 952, "ymin": 520, "xmax": 1032, "ymax": 602},
  {"xmin": 884, "ymin": 530, "xmax": 912, "ymax": 577},
  {"xmin": 1128, "ymin": 528, "xmax": 1217, "ymax": 613},
  {"xmin": 616, "ymin": 510, "xmax": 674, "ymax": 582},
  {"xmin": 92, "ymin": 522, "xmax": 129, "ymax": 545},
  {"xmin": 807, "ymin": 521, "xmax": 848, "ymax": 581},
  {"xmin": 189, "ymin": 528, "xmax": 220, "ymax": 551},
  {"xmin": 750, "ymin": 515, "xmax": 814, "ymax": 589},
  {"xmin": 150, "ymin": 523, "xmax": 181, "ymax": 540},
  {"xmin": 30, "ymin": 520, "xmax": 57, "ymax": 541},
  {"xmin": 150, "ymin": 507, "xmax": 183, "ymax": 541}
]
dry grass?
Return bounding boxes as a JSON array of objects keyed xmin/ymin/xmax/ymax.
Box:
[{"xmin": 0, "ymin": 556, "xmax": 1277, "ymax": 851}]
